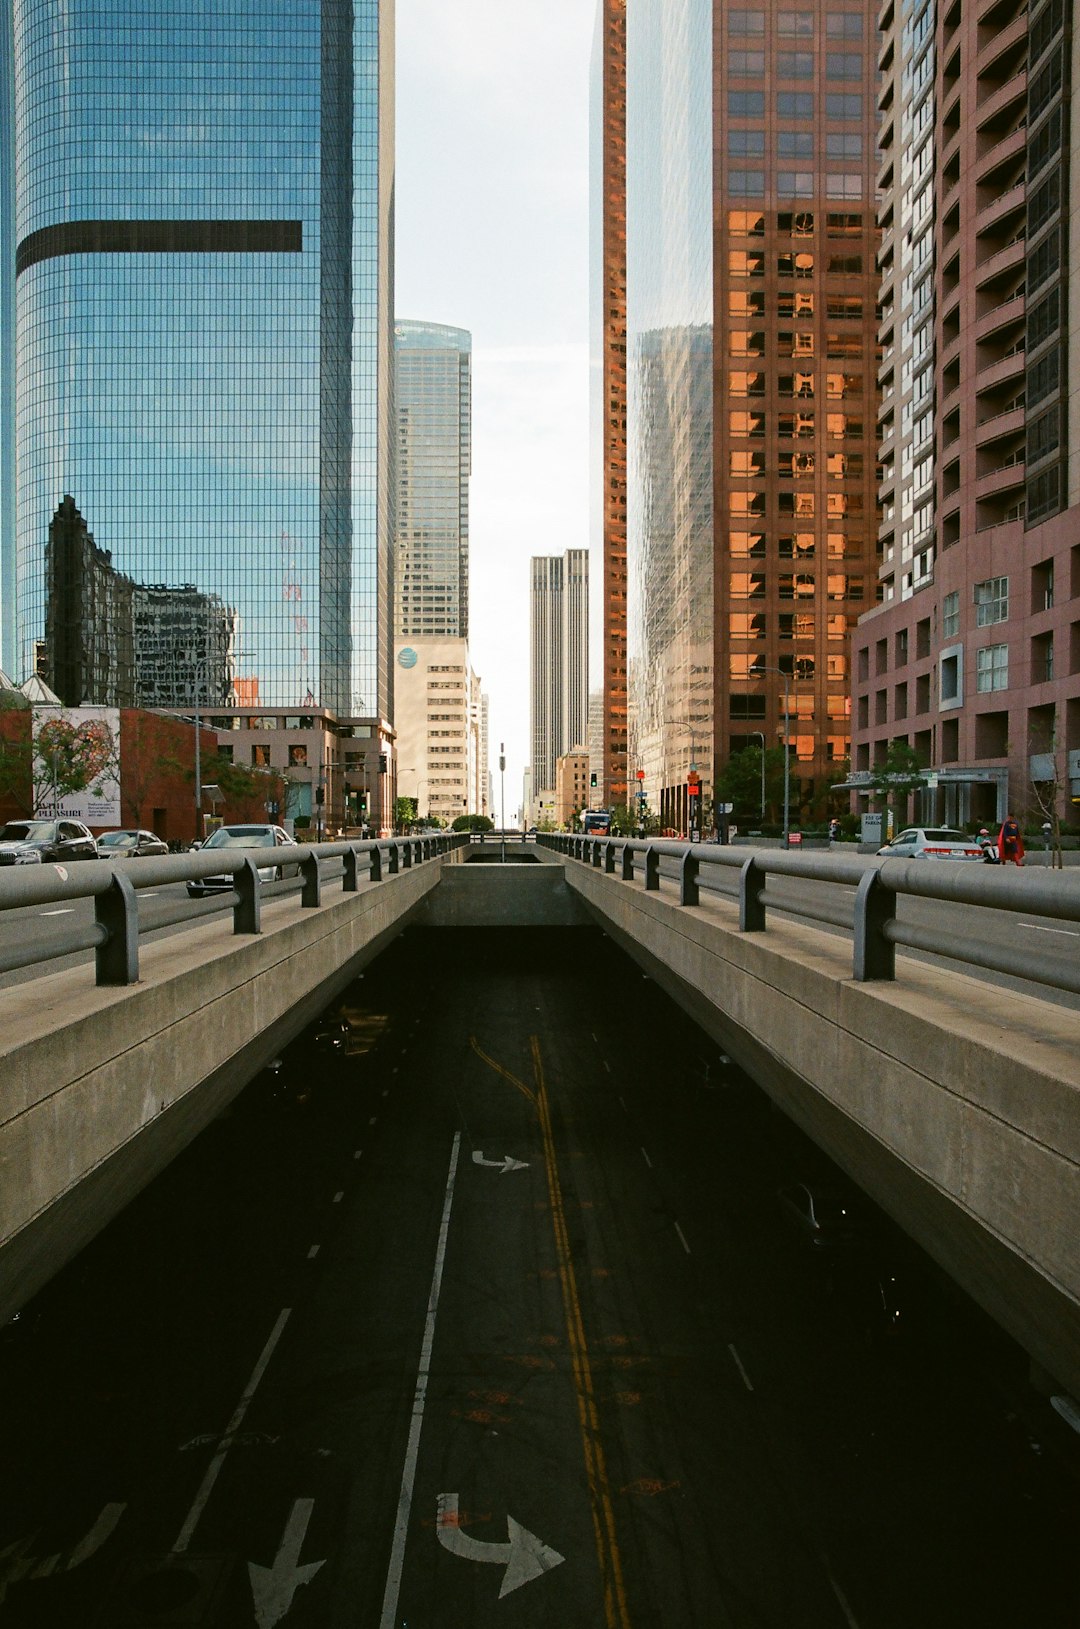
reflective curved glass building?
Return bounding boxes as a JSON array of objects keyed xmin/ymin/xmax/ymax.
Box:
[{"xmin": 6, "ymin": 0, "xmax": 394, "ymax": 717}]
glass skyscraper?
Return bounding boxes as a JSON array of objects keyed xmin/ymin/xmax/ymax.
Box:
[
  {"xmin": 5, "ymin": 0, "xmax": 394, "ymax": 718},
  {"xmin": 393, "ymin": 320, "xmax": 471, "ymax": 641}
]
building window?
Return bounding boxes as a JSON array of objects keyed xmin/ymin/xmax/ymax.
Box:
[
  {"xmin": 826, "ymin": 52, "xmax": 863, "ymax": 78},
  {"xmin": 730, "ymin": 170, "xmax": 766, "ymax": 196},
  {"xmin": 976, "ymin": 644, "xmax": 1009, "ymax": 692},
  {"xmin": 942, "ymin": 591, "xmax": 960, "ymax": 639},
  {"xmin": 826, "ymin": 93, "xmax": 863, "ymax": 117},
  {"xmin": 729, "ymin": 90, "xmax": 766, "ymax": 116},
  {"xmin": 974, "ymin": 576, "xmax": 1009, "ymax": 627},
  {"xmin": 777, "ymin": 91, "xmax": 814, "ymax": 117},
  {"xmin": 777, "ymin": 171, "xmax": 815, "ymax": 198},
  {"xmin": 728, "ymin": 8, "xmax": 766, "ymax": 31},
  {"xmin": 730, "ymin": 50, "xmax": 766, "ymax": 73},
  {"xmin": 778, "ymin": 10, "xmax": 816, "ymax": 33},
  {"xmin": 729, "ymin": 129, "xmax": 766, "ymax": 157},
  {"xmin": 777, "ymin": 52, "xmax": 815, "ymax": 76}
]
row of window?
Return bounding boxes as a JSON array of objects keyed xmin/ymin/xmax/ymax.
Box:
[
  {"xmin": 729, "ymin": 531, "xmax": 866, "ymax": 559},
  {"xmin": 728, "ymin": 209, "xmax": 865, "ymax": 237},
  {"xmin": 730, "ymin": 411, "xmax": 864, "ymax": 436},
  {"xmin": 729, "ymin": 292, "xmax": 865, "ymax": 318},
  {"xmin": 729, "ymin": 492, "xmax": 866, "ymax": 515},
  {"xmin": 729, "ymin": 370, "xmax": 864, "ymax": 397},
  {"xmin": 730, "ymin": 251, "xmax": 864, "ymax": 275},
  {"xmin": 730, "ymin": 573, "xmax": 864, "ymax": 599},
  {"xmin": 728, "ymin": 10, "xmax": 864, "ymax": 36},
  {"xmin": 730, "ymin": 451, "xmax": 866, "ymax": 476},
  {"xmin": 728, "ymin": 90, "xmax": 865, "ymax": 121},
  {"xmin": 729, "ymin": 331, "xmax": 869, "ymax": 357},
  {"xmin": 729, "ymin": 131, "xmax": 864, "ymax": 160},
  {"xmin": 730, "ymin": 171, "xmax": 864, "ymax": 199},
  {"xmin": 730, "ymin": 613, "xmax": 851, "ymax": 637},
  {"xmin": 729, "ymin": 51, "xmax": 864, "ymax": 79}
]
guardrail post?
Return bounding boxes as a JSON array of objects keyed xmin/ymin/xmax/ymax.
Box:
[
  {"xmin": 370, "ymin": 845, "xmax": 383, "ymax": 882},
  {"xmin": 854, "ymin": 868, "xmax": 896, "ymax": 981},
  {"xmin": 343, "ymin": 846, "xmax": 359, "ymax": 893},
  {"xmin": 401, "ymin": 841, "xmax": 413, "ymax": 870},
  {"xmin": 680, "ymin": 849, "xmax": 699, "ymax": 906},
  {"xmin": 592, "ymin": 840, "xmax": 602, "ymax": 867},
  {"xmin": 605, "ymin": 842, "xmax": 616, "ymax": 874},
  {"xmin": 645, "ymin": 845, "xmax": 660, "ymax": 891},
  {"xmin": 739, "ymin": 856, "xmax": 766, "ymax": 931},
  {"xmin": 95, "ymin": 870, "xmax": 139, "ymax": 985},
  {"xmin": 387, "ymin": 843, "xmax": 399, "ymax": 874},
  {"xmin": 233, "ymin": 858, "xmax": 262, "ymax": 933},
  {"xmin": 300, "ymin": 851, "xmax": 321, "ymax": 908},
  {"xmin": 621, "ymin": 843, "xmax": 634, "ymax": 881}
]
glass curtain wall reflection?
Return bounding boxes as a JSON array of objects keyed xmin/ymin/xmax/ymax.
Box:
[
  {"xmin": 10, "ymin": 0, "xmax": 393, "ymax": 717},
  {"xmin": 625, "ymin": 0, "xmax": 714, "ymax": 827}
]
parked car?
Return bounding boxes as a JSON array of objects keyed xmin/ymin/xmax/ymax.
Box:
[
  {"xmin": 776, "ymin": 1182, "xmax": 865, "ymax": 1250},
  {"xmin": 0, "ymin": 818, "xmax": 98, "ymax": 863},
  {"xmin": 187, "ymin": 824, "xmax": 298, "ymax": 897},
  {"xmin": 876, "ymin": 826, "xmax": 984, "ymax": 861},
  {"xmin": 0, "ymin": 838, "xmax": 42, "ymax": 867},
  {"xmin": 96, "ymin": 828, "xmax": 169, "ymax": 859}
]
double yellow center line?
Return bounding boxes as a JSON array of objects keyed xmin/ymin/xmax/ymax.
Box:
[{"xmin": 470, "ymin": 1034, "xmax": 630, "ymax": 1627}]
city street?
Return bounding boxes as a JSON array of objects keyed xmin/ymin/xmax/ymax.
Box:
[{"xmin": 0, "ymin": 926, "xmax": 1076, "ymax": 1627}]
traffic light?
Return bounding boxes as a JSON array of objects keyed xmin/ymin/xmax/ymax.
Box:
[
  {"xmin": 315, "ymin": 787, "xmax": 325, "ymax": 805},
  {"xmin": 590, "ymin": 772, "xmax": 597, "ymax": 788},
  {"xmin": 358, "ymin": 791, "xmax": 368, "ymax": 814},
  {"xmin": 378, "ymin": 754, "xmax": 388, "ymax": 774}
]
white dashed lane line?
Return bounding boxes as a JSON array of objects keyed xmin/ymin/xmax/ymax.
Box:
[
  {"xmin": 307, "ymin": 1245, "xmax": 320, "ymax": 1259},
  {"xmin": 40, "ymin": 908, "xmax": 74, "ymax": 916},
  {"xmin": 333, "ymin": 1191, "xmax": 344, "ymax": 1204},
  {"xmin": 674, "ymin": 1222, "xmax": 691, "ymax": 1255},
  {"xmin": 728, "ymin": 1343, "xmax": 754, "ymax": 1392},
  {"xmin": 640, "ymin": 1147, "xmax": 653, "ymax": 1170},
  {"xmin": 1022, "ymin": 923, "xmax": 1080, "ymax": 937}
]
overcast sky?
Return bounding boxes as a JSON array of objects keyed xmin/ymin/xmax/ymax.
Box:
[{"xmin": 394, "ymin": 0, "xmax": 595, "ymax": 816}]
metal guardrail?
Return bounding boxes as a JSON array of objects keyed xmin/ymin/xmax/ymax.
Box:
[
  {"xmin": 539, "ymin": 833, "xmax": 1080, "ymax": 996},
  {"xmin": 0, "ymin": 834, "xmax": 469, "ymax": 988}
]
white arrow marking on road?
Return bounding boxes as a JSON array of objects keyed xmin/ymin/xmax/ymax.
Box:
[
  {"xmin": 0, "ymin": 1503, "xmax": 126, "ymax": 1606},
  {"xmin": 471, "ymin": 1150, "xmax": 529, "ymax": 1174},
  {"xmin": 248, "ymin": 1498, "xmax": 325, "ymax": 1629},
  {"xmin": 435, "ymin": 1493, "xmax": 564, "ymax": 1598}
]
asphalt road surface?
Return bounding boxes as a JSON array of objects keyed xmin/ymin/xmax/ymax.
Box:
[{"xmin": 0, "ymin": 926, "xmax": 1076, "ymax": 1627}]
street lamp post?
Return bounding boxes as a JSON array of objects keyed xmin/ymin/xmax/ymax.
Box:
[
  {"xmin": 749, "ymin": 731, "xmax": 766, "ymax": 823},
  {"xmin": 499, "ymin": 742, "xmax": 506, "ymax": 863},
  {"xmin": 755, "ymin": 666, "xmax": 791, "ymax": 847}
]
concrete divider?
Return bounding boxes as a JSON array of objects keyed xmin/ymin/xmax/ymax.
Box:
[
  {"xmin": 551, "ymin": 855, "xmax": 1080, "ymax": 1398},
  {"xmin": 0, "ymin": 855, "xmax": 455, "ymax": 1323}
]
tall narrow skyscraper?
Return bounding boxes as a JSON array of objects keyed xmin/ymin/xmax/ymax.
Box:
[
  {"xmin": 393, "ymin": 320, "xmax": 472, "ymax": 640},
  {"xmin": 530, "ymin": 549, "xmax": 589, "ymax": 807},
  {"xmin": 608, "ymin": 0, "xmax": 881, "ymax": 832},
  {"xmin": 5, "ymin": 0, "xmax": 395, "ymax": 718}
]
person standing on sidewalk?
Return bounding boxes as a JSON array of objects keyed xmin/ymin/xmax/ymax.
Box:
[{"xmin": 998, "ymin": 814, "xmax": 1025, "ymax": 866}]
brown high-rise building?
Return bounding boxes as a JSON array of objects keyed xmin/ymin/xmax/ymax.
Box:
[
  {"xmin": 606, "ymin": 1, "xmax": 882, "ymax": 834},
  {"xmin": 849, "ymin": 0, "xmax": 1080, "ymax": 829},
  {"xmin": 590, "ymin": 0, "xmax": 628, "ymax": 812}
]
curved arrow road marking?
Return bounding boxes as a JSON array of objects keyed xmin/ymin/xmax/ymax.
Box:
[
  {"xmin": 435, "ymin": 1493, "xmax": 564, "ymax": 1598},
  {"xmin": 248, "ymin": 1499, "xmax": 324, "ymax": 1629},
  {"xmin": 471, "ymin": 1151, "xmax": 529, "ymax": 1174}
]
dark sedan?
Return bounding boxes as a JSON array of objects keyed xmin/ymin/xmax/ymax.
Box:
[
  {"xmin": 0, "ymin": 818, "xmax": 98, "ymax": 864},
  {"xmin": 96, "ymin": 828, "xmax": 169, "ymax": 859}
]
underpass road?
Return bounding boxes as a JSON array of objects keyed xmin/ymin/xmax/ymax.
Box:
[{"xmin": 0, "ymin": 927, "xmax": 1076, "ymax": 1627}]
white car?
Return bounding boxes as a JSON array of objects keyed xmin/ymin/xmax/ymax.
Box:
[
  {"xmin": 877, "ymin": 827, "xmax": 983, "ymax": 861},
  {"xmin": 187, "ymin": 824, "xmax": 299, "ymax": 897}
]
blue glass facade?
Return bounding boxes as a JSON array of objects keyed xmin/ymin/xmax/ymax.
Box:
[{"xmin": 9, "ymin": 0, "xmax": 393, "ymax": 716}]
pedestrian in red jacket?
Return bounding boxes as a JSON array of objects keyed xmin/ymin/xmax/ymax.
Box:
[{"xmin": 998, "ymin": 815, "xmax": 1025, "ymax": 866}]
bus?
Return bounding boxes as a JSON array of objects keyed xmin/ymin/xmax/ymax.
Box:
[{"xmin": 582, "ymin": 809, "xmax": 612, "ymax": 835}]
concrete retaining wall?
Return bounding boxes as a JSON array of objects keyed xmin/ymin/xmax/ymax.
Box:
[
  {"xmin": 552, "ymin": 857, "xmax": 1080, "ymax": 1397},
  {"xmin": 0, "ymin": 858, "xmax": 451, "ymax": 1322}
]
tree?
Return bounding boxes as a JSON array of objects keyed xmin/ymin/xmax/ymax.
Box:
[
  {"xmin": 395, "ymin": 795, "xmax": 418, "ymax": 833},
  {"xmin": 862, "ymin": 741, "xmax": 928, "ymax": 837},
  {"xmin": 451, "ymin": 813, "xmax": 494, "ymax": 832},
  {"xmin": 1026, "ymin": 728, "xmax": 1066, "ymax": 869},
  {"xmin": 0, "ymin": 695, "xmax": 34, "ymax": 816},
  {"xmin": 715, "ymin": 745, "xmax": 787, "ymax": 825}
]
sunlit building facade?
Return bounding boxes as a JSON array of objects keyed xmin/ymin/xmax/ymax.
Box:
[
  {"xmin": 7, "ymin": 0, "xmax": 395, "ymax": 718},
  {"xmin": 590, "ymin": 0, "xmax": 629, "ymax": 812},
  {"xmin": 622, "ymin": 1, "xmax": 881, "ymax": 831},
  {"xmin": 394, "ymin": 320, "xmax": 471, "ymax": 641}
]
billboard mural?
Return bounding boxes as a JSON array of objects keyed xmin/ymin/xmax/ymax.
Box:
[{"xmin": 32, "ymin": 707, "xmax": 121, "ymax": 825}]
